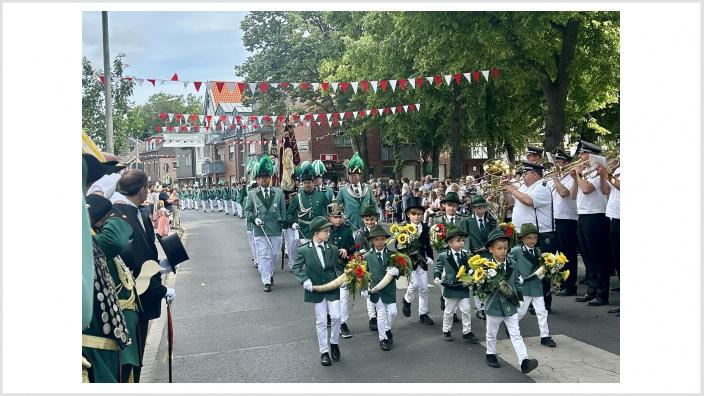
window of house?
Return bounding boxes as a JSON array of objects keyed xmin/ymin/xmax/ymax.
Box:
[
  {"xmin": 333, "ymin": 131, "xmax": 350, "ymax": 147},
  {"xmin": 229, "ymin": 145, "xmax": 235, "ymax": 160}
]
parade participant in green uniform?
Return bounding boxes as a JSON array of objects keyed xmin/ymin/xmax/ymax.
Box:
[
  {"xmin": 510, "ymin": 223, "xmax": 557, "ymax": 348},
  {"xmin": 465, "ymin": 194, "xmax": 498, "ymax": 320},
  {"xmin": 291, "ymin": 216, "xmax": 343, "ymax": 366},
  {"xmin": 198, "ymin": 185, "xmax": 207, "ymax": 212},
  {"xmin": 244, "ymin": 161, "xmax": 259, "ymax": 267},
  {"xmin": 335, "ymin": 153, "xmax": 378, "ymax": 230},
  {"xmin": 238, "ymin": 178, "xmax": 248, "ymax": 218},
  {"xmin": 207, "ymin": 185, "xmax": 215, "ymax": 212},
  {"xmin": 312, "ymin": 159, "xmax": 335, "ymax": 202},
  {"xmin": 244, "ymin": 156, "xmax": 286, "ymax": 292},
  {"xmin": 327, "ymin": 202, "xmax": 357, "ymax": 338},
  {"xmin": 482, "ymin": 229, "xmax": 539, "ymax": 374},
  {"xmin": 353, "ymin": 205, "xmax": 381, "ymax": 330},
  {"xmin": 361, "ymin": 225, "xmax": 399, "ymax": 351},
  {"xmin": 229, "ymin": 182, "xmax": 238, "ymax": 216},
  {"xmin": 216, "ymin": 181, "xmax": 224, "ymax": 212},
  {"xmin": 222, "ymin": 181, "xmax": 231, "ymax": 214}
]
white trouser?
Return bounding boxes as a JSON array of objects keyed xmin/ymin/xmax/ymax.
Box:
[
  {"xmin": 246, "ymin": 230, "xmax": 258, "ymax": 265},
  {"xmin": 366, "ymin": 297, "xmax": 377, "ymax": 319},
  {"xmin": 208, "ymin": 199, "xmax": 214, "ymax": 211},
  {"xmin": 314, "ymin": 299, "xmax": 341, "ymax": 354},
  {"xmin": 373, "ymin": 300, "xmax": 397, "ymax": 341},
  {"xmin": 223, "ymin": 199, "xmax": 229, "ymax": 214},
  {"xmin": 202, "ymin": 200, "xmax": 208, "ymax": 211},
  {"xmin": 404, "ymin": 266, "xmax": 429, "ymax": 315},
  {"xmin": 217, "ymin": 199, "xmax": 223, "ymax": 211},
  {"xmin": 486, "ymin": 313, "xmax": 528, "ymax": 365},
  {"xmin": 443, "ymin": 297, "xmax": 472, "ymax": 333},
  {"xmin": 339, "ymin": 285, "xmax": 354, "ymax": 323},
  {"xmin": 236, "ymin": 203, "xmax": 243, "ymax": 217},
  {"xmin": 517, "ymin": 295, "xmax": 550, "ymax": 338},
  {"xmin": 474, "ymin": 294, "xmax": 484, "ymax": 311},
  {"xmin": 230, "ymin": 200, "xmax": 236, "ymax": 214},
  {"xmin": 284, "ymin": 228, "xmax": 299, "ymax": 270},
  {"xmin": 254, "ymin": 235, "xmax": 282, "ymax": 285}
]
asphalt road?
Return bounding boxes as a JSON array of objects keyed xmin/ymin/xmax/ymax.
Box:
[{"xmin": 149, "ymin": 210, "xmax": 620, "ymax": 383}]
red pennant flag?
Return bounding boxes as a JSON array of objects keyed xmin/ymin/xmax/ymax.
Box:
[
  {"xmin": 99, "ymin": 75, "xmax": 105, "ymax": 85},
  {"xmin": 206, "ymin": 115, "xmax": 212, "ymax": 125},
  {"xmin": 215, "ymin": 82, "xmax": 225, "ymax": 93},
  {"xmin": 260, "ymin": 82, "xmax": 268, "ymax": 93},
  {"xmin": 319, "ymin": 113, "xmax": 326, "ymax": 122},
  {"xmin": 167, "ymin": 126, "xmax": 174, "ymax": 132},
  {"xmin": 321, "ymin": 82, "xmax": 330, "ymax": 92},
  {"xmin": 345, "ymin": 111, "xmax": 352, "ymax": 120},
  {"xmin": 193, "ymin": 81, "xmax": 202, "ymax": 92},
  {"xmin": 171, "ymin": 73, "xmax": 179, "ymax": 81},
  {"xmin": 154, "ymin": 126, "xmax": 161, "ymax": 132},
  {"xmin": 264, "ymin": 115, "xmax": 271, "ymax": 124},
  {"xmin": 278, "ymin": 114, "xmax": 286, "ymax": 123},
  {"xmin": 380, "ymin": 80, "xmax": 388, "ymax": 92},
  {"xmin": 279, "ymin": 82, "xmax": 289, "ymax": 89},
  {"xmin": 175, "ymin": 114, "xmax": 182, "ymax": 122},
  {"xmin": 253, "ymin": 125, "xmax": 259, "ymax": 130},
  {"xmin": 359, "ymin": 110, "xmax": 366, "ymax": 118},
  {"xmin": 220, "ymin": 115, "xmax": 227, "ymax": 123},
  {"xmin": 399, "ymin": 79, "xmax": 407, "ymax": 91},
  {"xmin": 147, "ymin": 79, "xmax": 156, "ymax": 87},
  {"xmin": 237, "ymin": 82, "xmax": 246, "ymax": 93},
  {"xmin": 332, "ymin": 112, "xmax": 339, "ymax": 120},
  {"xmin": 491, "ymin": 67, "xmax": 500, "ymax": 80},
  {"xmin": 194, "ymin": 126, "xmax": 199, "ymax": 132},
  {"xmin": 190, "ymin": 114, "xmax": 197, "ymax": 123},
  {"xmin": 235, "ymin": 115, "xmax": 242, "ymax": 125},
  {"xmin": 473, "ymin": 70, "xmax": 481, "ymax": 82},
  {"xmin": 416, "ymin": 77, "xmax": 424, "ymax": 89},
  {"xmin": 304, "ymin": 113, "xmax": 312, "ymax": 121},
  {"xmin": 434, "ymin": 75, "xmax": 442, "ymax": 87},
  {"xmin": 299, "ymin": 82, "xmax": 310, "ymax": 91},
  {"xmin": 360, "ymin": 80, "xmax": 369, "ymax": 92},
  {"xmin": 371, "ymin": 108, "xmax": 378, "ymax": 117},
  {"xmin": 384, "ymin": 107, "xmax": 390, "ymax": 115},
  {"xmin": 292, "ymin": 114, "xmax": 300, "ymax": 122},
  {"xmin": 249, "ymin": 115, "xmax": 257, "ymax": 123},
  {"xmin": 454, "ymin": 73, "xmax": 462, "ymax": 85},
  {"xmin": 159, "ymin": 112, "xmax": 167, "ymax": 121},
  {"xmin": 397, "ymin": 105, "xmax": 403, "ymax": 113},
  {"xmin": 340, "ymin": 82, "xmax": 349, "ymax": 93}
]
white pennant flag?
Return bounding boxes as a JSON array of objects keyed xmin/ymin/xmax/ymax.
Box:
[
  {"xmin": 270, "ymin": 82, "xmax": 279, "ymax": 89},
  {"xmin": 370, "ymin": 80, "xmax": 378, "ymax": 93},
  {"xmin": 186, "ymin": 126, "xmax": 192, "ymax": 132},
  {"xmin": 316, "ymin": 121, "xmax": 321, "ymax": 127},
  {"xmin": 415, "ymin": 103, "xmax": 421, "ymax": 112},
  {"xmin": 378, "ymin": 108, "xmax": 384, "ymax": 117},
  {"xmin": 198, "ymin": 115, "xmax": 205, "ymax": 125},
  {"xmin": 425, "ymin": 76, "xmax": 434, "ymax": 85},
  {"xmin": 292, "ymin": 82, "xmax": 300, "ymax": 90},
  {"xmin": 339, "ymin": 120, "xmax": 344, "ymax": 127},
  {"xmin": 331, "ymin": 82, "xmax": 339, "ymax": 92},
  {"xmin": 481, "ymin": 70, "xmax": 490, "ymax": 81},
  {"xmin": 311, "ymin": 82, "xmax": 319, "ymax": 91},
  {"xmin": 353, "ymin": 111, "xmax": 358, "ymax": 119},
  {"xmin": 390, "ymin": 107, "xmax": 396, "ymax": 114},
  {"xmin": 182, "ymin": 81, "xmax": 190, "ymax": 89},
  {"xmin": 389, "ymin": 79, "xmax": 398, "ymax": 92},
  {"xmin": 257, "ymin": 115, "xmax": 264, "ymax": 124},
  {"xmin": 338, "ymin": 112, "xmax": 345, "ymax": 120},
  {"xmin": 463, "ymin": 72, "xmax": 473, "ymax": 83},
  {"xmin": 444, "ymin": 75, "xmax": 452, "ymax": 86},
  {"xmin": 230, "ymin": 116, "xmax": 236, "ymax": 125},
  {"xmin": 326, "ymin": 113, "xmax": 332, "ymax": 122},
  {"xmin": 226, "ymin": 82, "xmax": 236, "ymax": 92},
  {"xmin": 248, "ymin": 82, "xmax": 257, "ymax": 93},
  {"xmin": 161, "ymin": 127, "xmax": 167, "ymax": 133},
  {"xmin": 408, "ymin": 78, "xmax": 416, "ymax": 89},
  {"xmin": 313, "ymin": 113, "xmax": 320, "ymax": 121},
  {"xmin": 135, "ymin": 78, "xmax": 144, "ymax": 87},
  {"xmin": 159, "ymin": 79, "xmax": 166, "ymax": 86},
  {"xmin": 167, "ymin": 113, "xmax": 174, "ymax": 122},
  {"xmin": 403, "ymin": 105, "xmax": 409, "ymax": 113},
  {"xmin": 350, "ymin": 81, "xmax": 359, "ymax": 93},
  {"xmin": 205, "ymin": 82, "xmax": 213, "ymax": 91}
]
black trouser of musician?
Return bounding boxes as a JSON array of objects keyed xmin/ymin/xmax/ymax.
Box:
[
  {"xmin": 577, "ymin": 213, "xmax": 612, "ymax": 301},
  {"xmin": 539, "ymin": 231, "xmax": 558, "ymax": 309},
  {"xmin": 609, "ymin": 218, "xmax": 620, "ymax": 277},
  {"xmin": 555, "ymin": 219, "xmax": 579, "ymax": 292}
]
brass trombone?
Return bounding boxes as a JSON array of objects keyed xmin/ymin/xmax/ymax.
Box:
[{"xmin": 542, "ymin": 158, "xmax": 590, "ymax": 181}]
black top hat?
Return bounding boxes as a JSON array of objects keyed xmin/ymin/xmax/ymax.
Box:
[
  {"xmin": 526, "ymin": 145, "xmax": 544, "ymax": 156},
  {"xmin": 83, "ymin": 153, "xmax": 126, "ymax": 185},
  {"xmin": 85, "ymin": 194, "xmax": 113, "ymax": 227},
  {"xmin": 576, "ymin": 140, "xmax": 602, "ymax": 155},
  {"xmin": 404, "ymin": 196, "xmax": 425, "ymax": 213},
  {"xmin": 553, "ymin": 148, "xmax": 572, "ymax": 162},
  {"xmin": 157, "ymin": 233, "xmax": 189, "ymax": 273},
  {"xmin": 440, "ymin": 192, "xmax": 461, "ymax": 205}
]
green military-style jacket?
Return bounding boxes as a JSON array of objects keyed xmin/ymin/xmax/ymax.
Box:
[
  {"xmin": 465, "ymin": 214, "xmax": 498, "ymax": 254},
  {"xmin": 509, "ymin": 245, "xmax": 543, "ymax": 297},
  {"xmin": 318, "ymin": 185, "xmax": 335, "ymax": 202},
  {"xmin": 244, "ymin": 186, "xmax": 286, "ymax": 236},
  {"xmin": 365, "ymin": 248, "xmax": 398, "ymax": 304},
  {"xmin": 286, "ymin": 189, "xmax": 330, "ymax": 240},
  {"xmin": 433, "ymin": 249, "xmax": 471, "ymax": 300},
  {"xmin": 291, "ymin": 241, "xmax": 342, "ymax": 303},
  {"xmin": 353, "ymin": 226, "xmax": 374, "ymax": 252},
  {"xmin": 484, "ymin": 257, "xmax": 521, "ymax": 317},
  {"xmin": 335, "ymin": 183, "xmax": 377, "ymax": 230},
  {"xmin": 244, "ymin": 195, "xmax": 254, "ymax": 232},
  {"xmin": 238, "ymin": 185, "xmax": 248, "ymax": 205},
  {"xmin": 429, "ymin": 213, "xmax": 471, "ymax": 252},
  {"xmin": 329, "ymin": 223, "xmax": 356, "ymax": 256}
]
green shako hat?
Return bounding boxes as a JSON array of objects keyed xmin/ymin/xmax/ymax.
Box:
[
  {"xmin": 367, "ymin": 224, "xmax": 391, "ymax": 240},
  {"xmin": 360, "ymin": 205, "xmax": 379, "ymax": 218},
  {"xmin": 441, "ymin": 192, "xmax": 461, "ymax": 204},
  {"xmin": 485, "ymin": 229, "xmax": 510, "ymax": 248},
  {"xmin": 471, "ymin": 195, "xmax": 488, "ymax": 207},
  {"xmin": 300, "ymin": 162, "xmax": 315, "ymax": 181},
  {"xmin": 347, "ymin": 153, "xmax": 364, "ymax": 174},
  {"xmin": 256, "ymin": 155, "xmax": 275, "ymax": 178},
  {"xmin": 518, "ymin": 223, "xmax": 539, "ymax": 238},
  {"xmin": 309, "ymin": 216, "xmax": 332, "ymax": 234},
  {"xmin": 445, "ymin": 226, "xmax": 469, "ymax": 242},
  {"xmin": 311, "ymin": 160, "xmax": 326, "ymax": 177}
]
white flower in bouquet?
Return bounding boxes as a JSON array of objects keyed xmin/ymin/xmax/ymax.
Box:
[{"xmin": 487, "ymin": 268, "xmax": 497, "ymax": 277}]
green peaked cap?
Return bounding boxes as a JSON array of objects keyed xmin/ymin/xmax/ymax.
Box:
[
  {"xmin": 256, "ymin": 155, "xmax": 274, "ymax": 178},
  {"xmin": 347, "ymin": 152, "xmax": 364, "ymax": 174}
]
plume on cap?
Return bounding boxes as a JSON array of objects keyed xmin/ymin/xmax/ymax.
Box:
[
  {"xmin": 300, "ymin": 162, "xmax": 315, "ymax": 181},
  {"xmin": 347, "ymin": 152, "xmax": 364, "ymax": 174},
  {"xmin": 311, "ymin": 160, "xmax": 326, "ymax": 177},
  {"xmin": 256, "ymin": 155, "xmax": 275, "ymax": 177},
  {"xmin": 246, "ymin": 160, "xmax": 258, "ymax": 180}
]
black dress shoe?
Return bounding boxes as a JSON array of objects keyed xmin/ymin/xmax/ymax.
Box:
[
  {"xmin": 419, "ymin": 314, "xmax": 434, "ymax": 325},
  {"xmin": 270, "ymin": 276, "xmax": 274, "ymax": 286},
  {"xmin": 486, "ymin": 354, "xmax": 500, "ymax": 368},
  {"xmin": 476, "ymin": 310, "xmax": 486, "ymax": 321},
  {"xmin": 540, "ymin": 337, "xmax": 557, "ymax": 347},
  {"xmin": 340, "ymin": 322, "xmax": 352, "ymax": 338},
  {"xmin": 462, "ymin": 332, "xmax": 480, "ymax": 344},
  {"xmin": 402, "ymin": 298, "xmax": 411, "ymax": 317},
  {"xmin": 452, "ymin": 313, "xmax": 459, "ymax": 323},
  {"xmin": 575, "ymin": 294, "xmax": 595, "ymax": 302},
  {"xmin": 264, "ymin": 284, "xmax": 272, "ymax": 292},
  {"xmin": 321, "ymin": 352, "xmax": 332, "ymax": 366},
  {"xmin": 385, "ymin": 330, "xmax": 394, "ymax": 345},
  {"xmin": 369, "ymin": 317, "xmax": 378, "ymax": 331},
  {"xmin": 556, "ymin": 288, "xmax": 577, "ymax": 296},
  {"xmin": 330, "ymin": 344, "xmax": 340, "ymax": 361},
  {"xmin": 521, "ymin": 358, "xmax": 539, "ymax": 374},
  {"xmin": 608, "ymin": 307, "xmax": 620, "ymax": 314},
  {"xmin": 442, "ymin": 331, "xmax": 453, "ymax": 341},
  {"xmin": 587, "ymin": 298, "xmax": 608, "ymax": 306},
  {"xmin": 379, "ymin": 339, "xmax": 391, "ymax": 351},
  {"xmin": 327, "ymin": 314, "xmax": 331, "ymax": 327}
]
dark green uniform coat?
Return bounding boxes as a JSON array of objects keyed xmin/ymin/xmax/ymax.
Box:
[
  {"xmin": 484, "ymin": 257, "xmax": 521, "ymax": 317},
  {"xmin": 329, "ymin": 223, "xmax": 356, "ymax": 256},
  {"xmin": 286, "ymin": 189, "xmax": 330, "ymax": 240},
  {"xmin": 244, "ymin": 187, "xmax": 286, "ymax": 236},
  {"xmin": 433, "ymin": 249, "xmax": 471, "ymax": 299},
  {"xmin": 465, "ymin": 214, "xmax": 498, "ymax": 254},
  {"xmin": 335, "ymin": 183, "xmax": 377, "ymax": 230},
  {"xmin": 509, "ymin": 245, "xmax": 544, "ymax": 297},
  {"xmin": 428, "ymin": 213, "xmax": 470, "ymax": 251},
  {"xmin": 365, "ymin": 248, "xmax": 398, "ymax": 304},
  {"xmin": 291, "ymin": 241, "xmax": 342, "ymax": 303}
]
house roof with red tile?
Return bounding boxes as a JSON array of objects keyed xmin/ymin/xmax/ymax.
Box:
[{"xmin": 209, "ymin": 81, "xmax": 244, "ymax": 108}]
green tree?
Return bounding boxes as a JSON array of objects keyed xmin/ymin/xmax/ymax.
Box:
[{"xmin": 128, "ymin": 93, "xmax": 204, "ymax": 140}]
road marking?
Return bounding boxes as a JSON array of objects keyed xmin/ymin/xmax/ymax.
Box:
[
  {"xmin": 172, "ymin": 337, "xmax": 312, "ymax": 359},
  {"xmin": 479, "ymin": 334, "xmax": 619, "ymax": 383},
  {"xmin": 173, "ymin": 307, "xmax": 263, "ymax": 320}
]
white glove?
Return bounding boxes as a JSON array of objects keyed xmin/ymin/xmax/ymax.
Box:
[
  {"xmin": 292, "ymin": 223, "xmax": 300, "ymax": 230},
  {"xmin": 255, "ymin": 218, "xmax": 264, "ymax": 226},
  {"xmin": 165, "ymin": 288, "xmax": 175, "ymax": 303},
  {"xmin": 303, "ymin": 279, "xmax": 313, "ymax": 292},
  {"xmin": 159, "ymin": 258, "xmax": 172, "ymax": 274},
  {"xmin": 387, "ymin": 267, "xmax": 399, "ymax": 277},
  {"xmin": 434, "ymin": 278, "xmax": 442, "ymax": 287},
  {"xmin": 360, "ymin": 290, "xmax": 369, "ymax": 299},
  {"xmin": 518, "ymin": 275, "xmax": 524, "ymax": 285},
  {"xmin": 426, "ymin": 257, "xmax": 434, "ymax": 266},
  {"xmin": 87, "ymin": 173, "xmax": 122, "ymax": 199},
  {"xmin": 537, "ymin": 273, "xmax": 545, "ymax": 280}
]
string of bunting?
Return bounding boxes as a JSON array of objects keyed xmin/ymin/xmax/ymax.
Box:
[
  {"xmin": 152, "ymin": 102, "xmax": 421, "ymax": 133},
  {"xmin": 101, "ymin": 68, "xmax": 499, "ymax": 94}
]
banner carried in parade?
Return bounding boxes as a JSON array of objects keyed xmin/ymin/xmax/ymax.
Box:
[{"xmin": 162, "ymin": 133, "xmax": 205, "ymax": 148}]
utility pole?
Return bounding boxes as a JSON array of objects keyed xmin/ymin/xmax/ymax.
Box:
[{"xmin": 102, "ymin": 11, "xmax": 114, "ymax": 154}]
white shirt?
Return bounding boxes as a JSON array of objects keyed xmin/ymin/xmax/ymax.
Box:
[
  {"xmin": 474, "ymin": 215, "xmax": 487, "ymax": 229},
  {"xmin": 450, "ymin": 249, "xmax": 463, "ymax": 263},
  {"xmin": 259, "ymin": 186, "xmax": 271, "ymax": 197},
  {"xmin": 605, "ymin": 167, "xmax": 620, "ymax": 219},
  {"xmin": 511, "ymin": 181, "xmax": 554, "ymax": 232},
  {"xmin": 576, "ymin": 175, "xmax": 607, "ymax": 215},
  {"xmin": 315, "ymin": 242, "xmax": 326, "ymax": 269},
  {"xmin": 549, "ymin": 175, "xmax": 578, "ymax": 220}
]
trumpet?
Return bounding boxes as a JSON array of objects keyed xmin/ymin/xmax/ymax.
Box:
[{"xmin": 542, "ymin": 158, "xmax": 590, "ymax": 181}]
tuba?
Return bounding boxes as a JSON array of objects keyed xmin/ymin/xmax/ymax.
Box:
[{"xmin": 482, "ymin": 159, "xmax": 516, "ymax": 222}]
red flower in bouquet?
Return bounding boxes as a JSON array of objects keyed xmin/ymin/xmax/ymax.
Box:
[
  {"xmin": 355, "ymin": 267, "xmax": 364, "ymax": 279},
  {"xmin": 355, "ymin": 243, "xmax": 361, "ymax": 250}
]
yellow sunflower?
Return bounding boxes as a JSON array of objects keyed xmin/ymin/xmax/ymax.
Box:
[
  {"xmin": 483, "ymin": 260, "xmax": 497, "ymax": 269},
  {"xmin": 405, "ymin": 223, "xmax": 417, "ymax": 234},
  {"xmin": 544, "ymin": 254, "xmax": 556, "ymax": 267},
  {"xmin": 557, "ymin": 251, "xmax": 569, "ymax": 265},
  {"xmin": 561, "ymin": 269, "xmax": 570, "ymax": 281},
  {"xmin": 390, "ymin": 224, "xmax": 399, "ymax": 234},
  {"xmin": 397, "ymin": 233, "xmax": 409, "ymax": 245},
  {"xmin": 468, "ymin": 255, "xmax": 483, "ymax": 269},
  {"xmin": 473, "ymin": 267, "xmax": 485, "ymax": 282},
  {"xmin": 456, "ymin": 265, "xmax": 466, "ymax": 279}
]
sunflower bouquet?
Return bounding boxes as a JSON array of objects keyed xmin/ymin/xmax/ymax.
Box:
[
  {"xmin": 458, "ymin": 254, "xmax": 519, "ymax": 306},
  {"xmin": 429, "ymin": 223, "xmax": 447, "ymax": 251},
  {"xmin": 343, "ymin": 252, "xmax": 372, "ymax": 299},
  {"xmin": 387, "ymin": 223, "xmax": 418, "ymax": 251},
  {"xmin": 539, "ymin": 251, "xmax": 570, "ymax": 293}
]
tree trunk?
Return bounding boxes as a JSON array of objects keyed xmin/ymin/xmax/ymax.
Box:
[
  {"xmin": 505, "ymin": 142, "xmax": 516, "ymax": 163},
  {"xmin": 431, "ymin": 143, "xmax": 440, "ymax": 178},
  {"xmin": 449, "ymin": 87, "xmax": 463, "ymax": 179},
  {"xmin": 486, "ymin": 142, "xmax": 496, "ymax": 160},
  {"xmin": 542, "ymin": 18, "xmax": 580, "ymax": 152}
]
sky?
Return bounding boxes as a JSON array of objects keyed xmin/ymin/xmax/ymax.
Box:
[{"xmin": 82, "ymin": 11, "xmax": 252, "ymax": 105}]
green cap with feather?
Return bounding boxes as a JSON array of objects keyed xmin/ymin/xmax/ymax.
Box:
[
  {"xmin": 256, "ymin": 155, "xmax": 275, "ymax": 178},
  {"xmin": 300, "ymin": 162, "xmax": 315, "ymax": 181},
  {"xmin": 347, "ymin": 152, "xmax": 364, "ymax": 174},
  {"xmin": 311, "ymin": 160, "xmax": 326, "ymax": 177}
]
